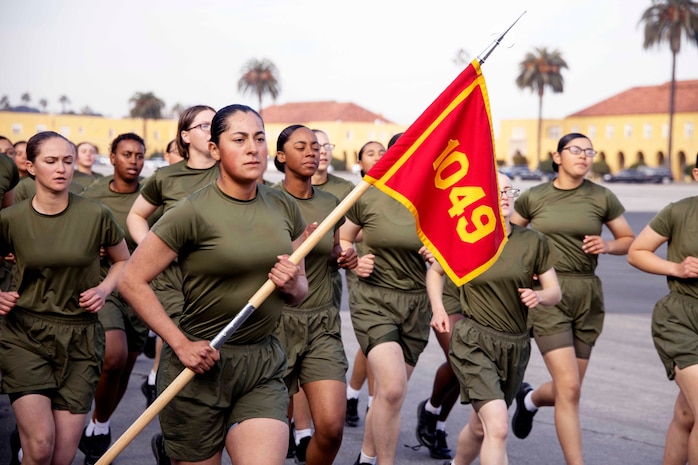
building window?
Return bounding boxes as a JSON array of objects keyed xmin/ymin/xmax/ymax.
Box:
[
  {"xmin": 570, "ymin": 125, "xmax": 579, "ymax": 133},
  {"xmin": 109, "ymin": 129, "xmax": 115, "ymax": 139},
  {"xmin": 78, "ymin": 127, "xmax": 85, "ymax": 135},
  {"xmin": 624, "ymin": 124, "xmax": 632, "ymax": 138},
  {"xmin": 588, "ymin": 125, "xmax": 596, "ymax": 139},
  {"xmin": 511, "ymin": 126, "xmax": 525, "ymax": 140},
  {"xmin": 154, "ymin": 130, "xmax": 160, "ymax": 140},
  {"xmin": 11, "ymin": 123, "xmax": 22, "ymax": 135},
  {"xmin": 368, "ymin": 131, "xmax": 376, "ymax": 141},
  {"xmin": 643, "ymin": 124, "xmax": 652, "ymax": 139},
  {"xmin": 606, "ymin": 125, "xmax": 614, "ymax": 139},
  {"xmin": 662, "ymin": 123, "xmax": 668, "ymax": 138},
  {"xmin": 60, "ymin": 126, "xmax": 71, "ymax": 137},
  {"xmin": 548, "ymin": 125, "xmax": 561, "ymax": 140},
  {"xmin": 345, "ymin": 130, "xmax": 354, "ymax": 141},
  {"xmin": 685, "ymin": 122, "xmax": 694, "ymax": 138},
  {"xmin": 36, "ymin": 124, "xmax": 47, "ymax": 132}
]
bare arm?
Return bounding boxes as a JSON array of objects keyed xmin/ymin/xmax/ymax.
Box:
[
  {"xmin": 519, "ymin": 267, "xmax": 561, "ymax": 309},
  {"xmin": 79, "ymin": 239, "xmax": 130, "ymax": 313},
  {"xmin": 510, "ymin": 211, "xmax": 529, "ymax": 228},
  {"xmin": 583, "ymin": 215, "xmax": 635, "ymax": 256},
  {"xmin": 628, "ymin": 225, "xmax": 698, "ymax": 279},
  {"xmin": 271, "ymin": 234, "xmax": 308, "ymax": 305},
  {"xmin": 1, "ymin": 189, "xmax": 14, "ymax": 209},
  {"xmin": 340, "ymin": 218, "xmax": 374, "ymax": 277},
  {"xmin": 126, "ymin": 195, "xmax": 159, "ymax": 245},
  {"xmin": 118, "ymin": 232, "xmax": 219, "ymax": 373},
  {"xmin": 426, "ymin": 261, "xmax": 450, "ymax": 334}
]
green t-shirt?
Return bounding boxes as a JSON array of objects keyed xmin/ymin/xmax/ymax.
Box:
[
  {"xmin": 274, "ymin": 184, "xmax": 344, "ymax": 308},
  {"xmin": 0, "ymin": 193, "xmax": 124, "ymax": 316},
  {"xmin": 313, "ymin": 173, "xmax": 355, "ymax": 201},
  {"xmin": 346, "ymin": 187, "xmax": 426, "ymax": 291},
  {"xmin": 649, "ymin": 196, "xmax": 698, "ymax": 299},
  {"xmin": 458, "ymin": 224, "xmax": 558, "ymax": 333},
  {"xmin": 151, "ymin": 183, "xmax": 305, "ymax": 344},
  {"xmin": 0, "ymin": 154, "xmax": 19, "ymax": 204},
  {"xmin": 14, "ymin": 176, "xmax": 85, "ymax": 203},
  {"xmin": 73, "ymin": 170, "xmax": 104, "ymax": 190},
  {"xmin": 514, "ymin": 179, "xmax": 624, "ymax": 274},
  {"xmin": 82, "ymin": 176, "xmax": 141, "ymax": 252},
  {"xmin": 139, "ymin": 160, "xmax": 219, "ymax": 213}
]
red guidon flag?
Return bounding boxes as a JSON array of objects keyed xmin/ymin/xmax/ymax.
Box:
[{"xmin": 365, "ymin": 59, "xmax": 506, "ymax": 286}]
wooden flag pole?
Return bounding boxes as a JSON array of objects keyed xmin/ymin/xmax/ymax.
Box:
[{"xmin": 95, "ymin": 180, "xmax": 372, "ymax": 465}]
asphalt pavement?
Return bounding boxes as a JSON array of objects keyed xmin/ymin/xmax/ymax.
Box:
[{"xmin": 1, "ymin": 178, "xmax": 695, "ymax": 464}]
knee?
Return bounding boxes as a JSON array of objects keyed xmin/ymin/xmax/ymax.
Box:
[
  {"xmin": 555, "ymin": 381, "xmax": 581, "ymax": 405},
  {"xmin": 313, "ymin": 417, "xmax": 344, "ymax": 446},
  {"xmin": 102, "ymin": 348, "xmax": 127, "ymax": 373},
  {"xmin": 673, "ymin": 398, "xmax": 694, "ymax": 431},
  {"xmin": 484, "ymin": 418, "xmax": 509, "ymax": 443},
  {"xmin": 24, "ymin": 434, "xmax": 54, "ymax": 464},
  {"xmin": 379, "ymin": 383, "xmax": 407, "ymax": 406}
]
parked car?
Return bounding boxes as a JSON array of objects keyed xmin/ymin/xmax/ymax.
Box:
[
  {"xmin": 498, "ymin": 165, "xmax": 551, "ymax": 182},
  {"xmin": 603, "ymin": 166, "xmax": 673, "ymax": 184}
]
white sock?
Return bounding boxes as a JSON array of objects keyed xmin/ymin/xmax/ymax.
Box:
[
  {"xmin": 359, "ymin": 450, "xmax": 377, "ymax": 465},
  {"xmin": 367, "ymin": 395, "xmax": 374, "ymax": 409},
  {"xmin": 436, "ymin": 420, "xmax": 447, "ymax": 431},
  {"xmin": 18, "ymin": 448, "xmax": 23, "ymax": 462},
  {"xmin": 346, "ymin": 386, "xmax": 361, "ymax": 399},
  {"xmin": 94, "ymin": 419, "xmax": 110, "ymax": 435},
  {"xmin": 148, "ymin": 330, "xmax": 156, "ymax": 337},
  {"xmin": 524, "ymin": 391, "xmax": 538, "ymax": 412},
  {"xmin": 295, "ymin": 428, "xmax": 312, "ymax": 445},
  {"xmin": 426, "ymin": 399, "xmax": 442, "ymax": 415},
  {"xmin": 148, "ymin": 369, "xmax": 157, "ymax": 385},
  {"xmin": 85, "ymin": 418, "xmax": 96, "ymax": 436}
]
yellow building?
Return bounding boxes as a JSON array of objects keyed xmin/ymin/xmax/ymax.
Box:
[{"xmin": 495, "ymin": 80, "xmax": 698, "ymax": 180}]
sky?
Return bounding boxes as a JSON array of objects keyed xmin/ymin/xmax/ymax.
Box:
[{"xmin": 1, "ymin": 0, "xmax": 697, "ymax": 130}]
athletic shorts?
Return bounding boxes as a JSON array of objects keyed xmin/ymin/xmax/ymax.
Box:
[
  {"xmin": 651, "ymin": 292, "xmax": 698, "ymax": 381},
  {"xmin": 151, "ymin": 263, "xmax": 184, "ymax": 323},
  {"xmin": 0, "ymin": 308, "xmax": 104, "ymax": 413},
  {"xmin": 530, "ymin": 273, "xmax": 604, "ymax": 355},
  {"xmin": 449, "ymin": 317, "xmax": 530, "ymax": 412},
  {"xmin": 349, "ymin": 279, "xmax": 430, "ymax": 367},
  {"xmin": 158, "ymin": 334, "xmax": 289, "ymax": 462},
  {"xmin": 98, "ymin": 293, "xmax": 149, "ymax": 353},
  {"xmin": 0, "ymin": 260, "xmax": 12, "ymax": 292},
  {"xmin": 275, "ymin": 302, "xmax": 348, "ymax": 395}
]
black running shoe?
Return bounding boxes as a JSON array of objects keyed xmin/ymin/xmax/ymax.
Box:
[
  {"xmin": 429, "ymin": 429, "xmax": 453, "ymax": 460},
  {"xmin": 512, "ymin": 382, "xmax": 537, "ymax": 439},
  {"xmin": 141, "ymin": 379, "xmax": 157, "ymax": 407},
  {"xmin": 79, "ymin": 428, "xmax": 111, "ymax": 465},
  {"xmin": 345, "ymin": 397, "xmax": 360, "ymax": 427},
  {"xmin": 294, "ymin": 436, "xmax": 311, "ymax": 464},
  {"xmin": 353, "ymin": 453, "xmax": 372, "ymax": 465},
  {"xmin": 287, "ymin": 422, "xmax": 296, "ymax": 459},
  {"xmin": 416, "ymin": 398, "xmax": 438, "ymax": 448},
  {"xmin": 142, "ymin": 332, "xmax": 156, "ymax": 359},
  {"xmin": 151, "ymin": 433, "xmax": 171, "ymax": 465}
]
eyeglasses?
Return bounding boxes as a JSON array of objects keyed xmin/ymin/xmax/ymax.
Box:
[
  {"xmin": 500, "ymin": 188, "xmax": 520, "ymax": 198},
  {"xmin": 321, "ymin": 143, "xmax": 335, "ymax": 151},
  {"xmin": 562, "ymin": 145, "xmax": 597, "ymax": 157},
  {"xmin": 186, "ymin": 123, "xmax": 211, "ymax": 132},
  {"xmin": 1, "ymin": 149, "xmax": 17, "ymax": 157}
]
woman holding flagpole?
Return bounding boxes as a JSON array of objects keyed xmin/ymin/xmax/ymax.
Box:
[
  {"xmin": 428, "ymin": 173, "xmax": 560, "ymax": 465},
  {"xmin": 340, "ymin": 139, "xmax": 432, "ymax": 465},
  {"xmin": 118, "ymin": 104, "xmax": 307, "ymax": 465},
  {"xmin": 510, "ymin": 132, "xmax": 634, "ymax": 465}
]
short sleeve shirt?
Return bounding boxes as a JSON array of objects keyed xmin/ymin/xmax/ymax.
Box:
[
  {"xmin": 514, "ymin": 179, "xmax": 624, "ymax": 274},
  {"xmin": 14, "ymin": 177, "xmax": 84, "ymax": 203},
  {"xmin": 140, "ymin": 160, "xmax": 219, "ymax": 213},
  {"xmin": 649, "ymin": 196, "xmax": 698, "ymax": 299},
  {"xmin": 0, "ymin": 194, "xmax": 124, "ymax": 315},
  {"xmin": 458, "ymin": 224, "xmax": 558, "ymax": 333},
  {"xmin": 313, "ymin": 173, "xmax": 355, "ymax": 201},
  {"xmin": 151, "ymin": 183, "xmax": 306, "ymax": 344},
  {"xmin": 346, "ymin": 187, "xmax": 426, "ymax": 291},
  {"xmin": 0, "ymin": 154, "xmax": 19, "ymax": 205}
]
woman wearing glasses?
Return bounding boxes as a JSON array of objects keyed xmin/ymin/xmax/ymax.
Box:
[
  {"xmin": 427, "ymin": 173, "xmax": 560, "ymax": 465},
  {"xmin": 510, "ymin": 132, "xmax": 635, "ymax": 465},
  {"xmin": 126, "ymin": 104, "xmax": 218, "ymax": 463}
]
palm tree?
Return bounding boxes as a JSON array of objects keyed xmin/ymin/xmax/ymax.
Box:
[
  {"xmin": 640, "ymin": 0, "xmax": 698, "ymax": 177},
  {"xmin": 20, "ymin": 93, "xmax": 31, "ymax": 106},
  {"xmin": 0, "ymin": 96, "xmax": 10, "ymax": 110},
  {"xmin": 515, "ymin": 48, "xmax": 568, "ymax": 166},
  {"xmin": 39, "ymin": 98, "xmax": 48, "ymax": 113},
  {"xmin": 129, "ymin": 92, "xmax": 165, "ymax": 119},
  {"xmin": 237, "ymin": 58, "xmax": 281, "ymax": 115},
  {"xmin": 59, "ymin": 95, "xmax": 70, "ymax": 114}
]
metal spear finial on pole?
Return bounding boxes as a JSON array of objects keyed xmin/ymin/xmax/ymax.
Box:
[{"xmin": 477, "ymin": 11, "xmax": 527, "ymax": 65}]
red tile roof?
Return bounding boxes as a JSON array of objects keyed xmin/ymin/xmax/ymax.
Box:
[
  {"xmin": 569, "ymin": 80, "xmax": 698, "ymax": 117},
  {"xmin": 260, "ymin": 101, "xmax": 394, "ymax": 124}
]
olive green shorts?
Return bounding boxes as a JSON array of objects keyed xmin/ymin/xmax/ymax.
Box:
[
  {"xmin": 0, "ymin": 309, "xmax": 104, "ymax": 413},
  {"xmin": 275, "ymin": 302, "xmax": 348, "ymax": 395},
  {"xmin": 98, "ymin": 293, "xmax": 149, "ymax": 353},
  {"xmin": 449, "ymin": 318, "xmax": 530, "ymax": 412},
  {"xmin": 151, "ymin": 262, "xmax": 184, "ymax": 323},
  {"xmin": 530, "ymin": 274, "xmax": 604, "ymax": 356},
  {"xmin": 0, "ymin": 260, "xmax": 12, "ymax": 292},
  {"xmin": 349, "ymin": 279, "xmax": 430, "ymax": 367},
  {"xmin": 651, "ymin": 292, "xmax": 698, "ymax": 381},
  {"xmin": 443, "ymin": 277, "xmax": 462, "ymax": 316},
  {"xmin": 158, "ymin": 335, "xmax": 289, "ymax": 462}
]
